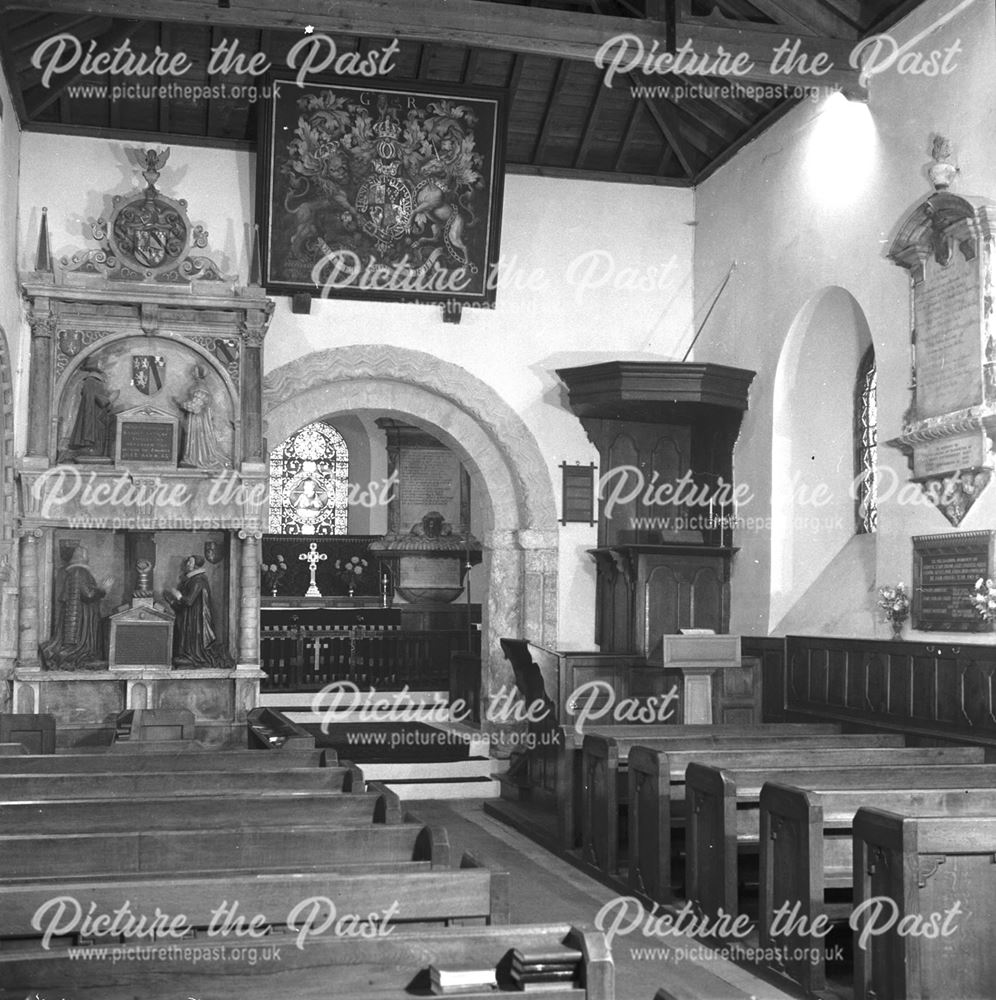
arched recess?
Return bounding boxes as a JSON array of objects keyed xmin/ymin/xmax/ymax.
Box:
[
  {"xmin": 263, "ymin": 345, "xmax": 559, "ymax": 718},
  {"xmin": 770, "ymin": 287, "xmax": 874, "ymax": 630},
  {"xmin": 0, "ymin": 324, "xmax": 16, "ymax": 711}
]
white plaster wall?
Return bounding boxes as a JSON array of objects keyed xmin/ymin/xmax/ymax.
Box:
[
  {"xmin": 694, "ymin": 0, "xmax": 996, "ymax": 641},
  {"xmin": 18, "ymin": 133, "xmax": 696, "ymax": 647}
]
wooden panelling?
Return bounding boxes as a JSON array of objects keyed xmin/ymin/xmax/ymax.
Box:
[{"xmin": 754, "ymin": 635, "xmax": 996, "ymax": 750}]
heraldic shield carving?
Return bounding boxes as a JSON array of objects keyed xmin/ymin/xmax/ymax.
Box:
[{"xmin": 61, "ymin": 147, "xmax": 229, "ymax": 283}]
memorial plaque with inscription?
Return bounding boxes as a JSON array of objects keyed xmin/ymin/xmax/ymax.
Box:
[
  {"xmin": 914, "ymin": 250, "xmax": 983, "ymax": 420},
  {"xmin": 114, "ymin": 405, "xmax": 179, "ymax": 467},
  {"xmin": 399, "ymin": 448, "xmax": 465, "ymax": 533},
  {"xmin": 913, "ymin": 531, "xmax": 995, "ymax": 631}
]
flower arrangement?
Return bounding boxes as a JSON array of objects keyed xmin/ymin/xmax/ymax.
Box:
[
  {"xmin": 262, "ymin": 554, "xmax": 288, "ymax": 595},
  {"xmin": 971, "ymin": 578, "xmax": 996, "ymax": 622},
  {"xmin": 334, "ymin": 555, "xmax": 369, "ymax": 595},
  {"xmin": 878, "ymin": 582, "xmax": 910, "ymax": 637}
]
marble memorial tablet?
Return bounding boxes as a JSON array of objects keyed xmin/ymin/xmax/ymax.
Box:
[{"xmin": 913, "ymin": 531, "xmax": 994, "ymax": 631}]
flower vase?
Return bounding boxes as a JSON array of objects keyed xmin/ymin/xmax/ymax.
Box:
[
  {"xmin": 271, "ymin": 587, "xmax": 278, "ymax": 598},
  {"xmin": 890, "ymin": 619, "xmax": 904, "ymax": 640}
]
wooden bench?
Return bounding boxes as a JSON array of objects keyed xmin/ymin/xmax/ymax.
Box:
[
  {"xmin": 0, "ymin": 764, "xmax": 363, "ymax": 800},
  {"xmin": 758, "ymin": 783, "xmax": 996, "ymax": 995},
  {"xmin": 0, "ymin": 852, "xmax": 511, "ymax": 946},
  {"xmin": 686, "ymin": 761, "xmax": 996, "ymax": 924},
  {"xmin": 0, "ymin": 818, "xmax": 451, "ymax": 881},
  {"xmin": 246, "ymin": 705, "xmax": 316, "ymax": 749},
  {"xmin": 551, "ymin": 723, "xmax": 843, "ymax": 851},
  {"xmin": 853, "ymin": 807, "xmax": 996, "ymax": 1000},
  {"xmin": 0, "ymin": 746, "xmax": 335, "ymax": 773},
  {"xmin": 0, "ymin": 922, "xmax": 612, "ymax": 1000},
  {"xmin": 582, "ymin": 731, "xmax": 911, "ymax": 881},
  {"xmin": 623, "ymin": 743, "xmax": 981, "ymax": 903},
  {"xmin": 0, "ymin": 786, "xmax": 401, "ymax": 836},
  {"xmin": 0, "ymin": 713, "xmax": 56, "ymax": 754}
]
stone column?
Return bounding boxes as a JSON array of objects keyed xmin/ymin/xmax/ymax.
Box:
[
  {"xmin": 26, "ymin": 308, "xmax": 56, "ymax": 460},
  {"xmin": 237, "ymin": 529, "xmax": 261, "ymax": 665},
  {"xmin": 241, "ymin": 303, "xmax": 272, "ymax": 465},
  {"xmin": 17, "ymin": 529, "xmax": 42, "ymax": 667},
  {"xmin": 518, "ymin": 528, "xmax": 559, "ymax": 650}
]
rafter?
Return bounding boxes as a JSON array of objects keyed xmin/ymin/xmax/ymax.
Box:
[{"xmin": 0, "ymin": 0, "xmax": 865, "ymax": 91}]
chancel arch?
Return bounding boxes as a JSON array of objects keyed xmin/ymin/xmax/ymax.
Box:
[
  {"xmin": 770, "ymin": 286, "xmax": 875, "ymax": 632},
  {"xmin": 263, "ymin": 345, "xmax": 559, "ymax": 718}
]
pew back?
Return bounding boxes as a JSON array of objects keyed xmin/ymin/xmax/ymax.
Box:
[
  {"xmin": 0, "ymin": 748, "xmax": 333, "ymax": 773},
  {"xmin": 0, "ymin": 788, "xmax": 400, "ymax": 835},
  {"xmin": 0, "ymin": 923, "xmax": 613, "ymax": 1000},
  {"xmin": 0, "ymin": 822, "xmax": 451, "ymax": 881},
  {"xmin": 686, "ymin": 762, "xmax": 996, "ymax": 922},
  {"xmin": 623, "ymin": 744, "xmax": 981, "ymax": 902}
]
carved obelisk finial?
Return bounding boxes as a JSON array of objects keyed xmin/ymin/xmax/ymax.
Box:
[
  {"xmin": 35, "ymin": 207, "xmax": 52, "ymax": 272},
  {"xmin": 928, "ymin": 135, "xmax": 957, "ymax": 191}
]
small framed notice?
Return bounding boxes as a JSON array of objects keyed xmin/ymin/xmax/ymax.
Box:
[
  {"xmin": 913, "ymin": 530, "xmax": 995, "ymax": 632},
  {"xmin": 560, "ymin": 462, "xmax": 596, "ymax": 526}
]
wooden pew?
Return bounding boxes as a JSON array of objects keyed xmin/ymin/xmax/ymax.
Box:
[
  {"xmin": 0, "ymin": 853, "xmax": 511, "ymax": 946},
  {"xmin": 1, "ymin": 820, "xmax": 451, "ymax": 881},
  {"xmin": 0, "ymin": 787, "xmax": 401, "ymax": 836},
  {"xmin": 686, "ymin": 761, "xmax": 996, "ymax": 925},
  {"xmin": 582, "ymin": 731, "xmax": 911, "ymax": 880},
  {"xmin": 622, "ymin": 743, "xmax": 981, "ymax": 903},
  {"xmin": 0, "ymin": 743, "xmax": 27, "ymax": 756},
  {"xmin": 0, "ymin": 922, "xmax": 613, "ymax": 1000},
  {"xmin": 853, "ymin": 807, "xmax": 996, "ymax": 1000},
  {"xmin": 0, "ymin": 764, "xmax": 362, "ymax": 800},
  {"xmin": 552, "ymin": 723, "xmax": 844, "ymax": 851},
  {"xmin": 246, "ymin": 705, "xmax": 316, "ymax": 749},
  {"xmin": 0, "ymin": 746, "xmax": 335, "ymax": 773},
  {"xmin": 757, "ymin": 783, "xmax": 996, "ymax": 995}
]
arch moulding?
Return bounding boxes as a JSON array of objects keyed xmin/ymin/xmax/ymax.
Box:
[{"xmin": 263, "ymin": 345, "xmax": 560, "ymax": 718}]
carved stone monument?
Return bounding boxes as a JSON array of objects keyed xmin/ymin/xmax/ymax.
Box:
[
  {"xmin": 886, "ymin": 137, "xmax": 996, "ymax": 525},
  {"xmin": 14, "ymin": 146, "xmax": 272, "ymax": 745}
]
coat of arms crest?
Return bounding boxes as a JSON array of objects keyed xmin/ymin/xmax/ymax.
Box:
[{"xmin": 131, "ymin": 355, "xmax": 165, "ymax": 396}]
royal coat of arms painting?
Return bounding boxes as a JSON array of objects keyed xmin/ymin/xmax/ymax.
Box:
[{"xmin": 259, "ymin": 76, "xmax": 508, "ymax": 307}]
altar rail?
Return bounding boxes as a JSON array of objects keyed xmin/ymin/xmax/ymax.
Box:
[
  {"xmin": 744, "ymin": 634, "xmax": 996, "ymax": 751},
  {"xmin": 260, "ymin": 627, "xmax": 478, "ymax": 692}
]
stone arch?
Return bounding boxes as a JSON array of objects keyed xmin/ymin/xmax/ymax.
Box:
[{"xmin": 263, "ymin": 345, "xmax": 559, "ymax": 715}]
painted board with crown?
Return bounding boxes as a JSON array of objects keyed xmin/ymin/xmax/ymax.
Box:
[{"xmin": 259, "ymin": 77, "xmax": 508, "ymax": 307}]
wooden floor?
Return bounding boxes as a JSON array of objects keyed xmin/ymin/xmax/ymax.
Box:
[{"xmin": 411, "ymin": 799, "xmax": 807, "ymax": 1000}]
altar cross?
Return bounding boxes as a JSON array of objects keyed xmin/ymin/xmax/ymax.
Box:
[{"xmin": 299, "ymin": 542, "xmax": 327, "ymax": 597}]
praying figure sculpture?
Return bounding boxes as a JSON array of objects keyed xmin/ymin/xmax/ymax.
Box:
[
  {"xmin": 163, "ymin": 554, "xmax": 232, "ymax": 669},
  {"xmin": 177, "ymin": 365, "xmax": 230, "ymax": 469},
  {"xmin": 67, "ymin": 357, "xmax": 119, "ymax": 461},
  {"xmin": 40, "ymin": 546, "xmax": 113, "ymax": 670}
]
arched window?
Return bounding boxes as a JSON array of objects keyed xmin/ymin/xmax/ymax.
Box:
[
  {"xmin": 268, "ymin": 421, "xmax": 349, "ymax": 535},
  {"xmin": 854, "ymin": 346, "xmax": 878, "ymax": 534}
]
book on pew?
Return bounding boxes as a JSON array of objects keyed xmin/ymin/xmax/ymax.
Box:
[
  {"xmin": 510, "ymin": 947, "xmax": 581, "ymax": 991},
  {"xmin": 429, "ymin": 962, "xmax": 498, "ymax": 994}
]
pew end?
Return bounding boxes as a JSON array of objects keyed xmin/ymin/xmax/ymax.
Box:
[
  {"xmin": 686, "ymin": 763, "xmax": 739, "ymax": 922},
  {"xmin": 627, "ymin": 745, "xmax": 674, "ymax": 903},
  {"xmin": 366, "ymin": 779, "xmax": 402, "ymax": 823},
  {"xmin": 460, "ymin": 851, "xmax": 512, "ymax": 925}
]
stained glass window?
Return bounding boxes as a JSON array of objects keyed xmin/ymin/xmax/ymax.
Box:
[
  {"xmin": 855, "ymin": 347, "xmax": 878, "ymax": 534},
  {"xmin": 268, "ymin": 421, "xmax": 349, "ymax": 535}
]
